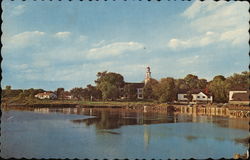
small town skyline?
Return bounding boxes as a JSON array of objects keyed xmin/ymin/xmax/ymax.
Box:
[
  {"xmin": 2, "ymin": 0, "xmax": 248, "ymax": 90},
  {"xmin": 3, "ymin": 68, "xmax": 248, "ymax": 91}
]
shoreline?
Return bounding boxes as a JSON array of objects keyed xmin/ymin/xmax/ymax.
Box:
[{"xmin": 2, "ymin": 101, "xmax": 249, "ymax": 119}]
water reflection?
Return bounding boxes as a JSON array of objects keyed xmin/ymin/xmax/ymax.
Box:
[
  {"xmin": 1, "ymin": 107, "xmax": 249, "ymax": 159},
  {"xmin": 2, "ymin": 107, "xmax": 249, "ymax": 131},
  {"xmin": 185, "ymin": 135, "xmax": 198, "ymax": 141},
  {"xmin": 71, "ymin": 108, "xmax": 183, "ymax": 130},
  {"xmin": 144, "ymin": 125, "xmax": 151, "ymax": 149}
]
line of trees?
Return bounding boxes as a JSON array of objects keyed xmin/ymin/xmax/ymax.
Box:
[
  {"xmin": 144, "ymin": 71, "xmax": 249, "ymax": 103},
  {"xmin": 1, "ymin": 87, "xmax": 45, "ymax": 104},
  {"xmin": 2, "ymin": 71, "xmax": 249, "ymax": 103}
]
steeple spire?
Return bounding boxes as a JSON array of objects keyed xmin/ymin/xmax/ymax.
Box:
[{"xmin": 145, "ymin": 66, "xmax": 151, "ymax": 84}]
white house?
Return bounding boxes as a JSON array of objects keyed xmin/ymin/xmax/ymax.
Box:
[
  {"xmin": 177, "ymin": 90, "xmax": 213, "ymax": 103},
  {"xmin": 229, "ymin": 91, "xmax": 247, "ymax": 101},
  {"xmin": 35, "ymin": 92, "xmax": 57, "ymax": 100},
  {"xmin": 192, "ymin": 92, "xmax": 213, "ymax": 103},
  {"xmin": 229, "ymin": 90, "xmax": 249, "ymax": 104}
]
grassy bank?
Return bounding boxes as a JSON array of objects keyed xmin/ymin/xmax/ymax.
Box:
[{"xmin": 1, "ymin": 97, "xmax": 158, "ymax": 108}]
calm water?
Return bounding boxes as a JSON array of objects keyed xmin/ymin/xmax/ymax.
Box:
[{"xmin": 1, "ymin": 107, "xmax": 249, "ymax": 159}]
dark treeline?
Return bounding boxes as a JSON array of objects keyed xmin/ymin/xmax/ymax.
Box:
[
  {"xmin": 145, "ymin": 71, "xmax": 249, "ymax": 103},
  {"xmin": 1, "ymin": 71, "xmax": 249, "ymax": 103}
]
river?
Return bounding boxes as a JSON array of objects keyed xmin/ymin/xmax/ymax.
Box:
[{"xmin": 1, "ymin": 107, "xmax": 249, "ymax": 159}]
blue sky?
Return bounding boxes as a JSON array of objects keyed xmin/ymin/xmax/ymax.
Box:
[{"xmin": 2, "ymin": 0, "xmax": 249, "ymax": 91}]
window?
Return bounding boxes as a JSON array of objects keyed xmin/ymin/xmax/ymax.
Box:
[
  {"xmin": 202, "ymin": 96, "xmax": 205, "ymax": 98},
  {"xmin": 197, "ymin": 96, "xmax": 200, "ymax": 98},
  {"xmin": 137, "ymin": 88, "xmax": 143, "ymax": 93},
  {"xmin": 138, "ymin": 94, "xmax": 143, "ymax": 99}
]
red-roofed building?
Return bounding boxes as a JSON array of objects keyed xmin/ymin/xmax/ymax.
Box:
[{"xmin": 35, "ymin": 92, "xmax": 57, "ymax": 100}]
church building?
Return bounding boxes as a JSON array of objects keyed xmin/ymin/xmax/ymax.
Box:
[{"xmin": 120, "ymin": 66, "xmax": 152, "ymax": 100}]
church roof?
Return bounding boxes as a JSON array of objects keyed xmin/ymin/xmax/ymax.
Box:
[{"xmin": 124, "ymin": 82, "xmax": 144, "ymax": 88}]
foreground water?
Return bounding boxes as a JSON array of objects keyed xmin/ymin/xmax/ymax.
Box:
[{"xmin": 1, "ymin": 107, "xmax": 249, "ymax": 159}]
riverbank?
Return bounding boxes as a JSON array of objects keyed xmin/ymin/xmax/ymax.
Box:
[
  {"xmin": 2, "ymin": 99, "xmax": 249, "ymax": 119},
  {"xmin": 2, "ymin": 99, "xmax": 249, "ymax": 109},
  {"xmin": 1, "ymin": 99, "xmax": 157, "ymax": 108}
]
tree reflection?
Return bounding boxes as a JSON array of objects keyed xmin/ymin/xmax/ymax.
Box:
[{"xmin": 71, "ymin": 109, "xmax": 178, "ymax": 130}]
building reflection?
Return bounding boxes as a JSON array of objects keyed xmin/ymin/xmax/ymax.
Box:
[
  {"xmin": 143, "ymin": 124, "xmax": 151, "ymax": 150},
  {"xmin": 5, "ymin": 106, "xmax": 249, "ymax": 131},
  {"xmin": 71, "ymin": 109, "xmax": 179, "ymax": 130}
]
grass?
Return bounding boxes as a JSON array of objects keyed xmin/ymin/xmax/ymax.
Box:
[{"xmin": 1, "ymin": 97, "xmax": 158, "ymax": 107}]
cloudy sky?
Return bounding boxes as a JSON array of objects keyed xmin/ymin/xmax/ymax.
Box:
[{"xmin": 2, "ymin": 0, "xmax": 249, "ymax": 90}]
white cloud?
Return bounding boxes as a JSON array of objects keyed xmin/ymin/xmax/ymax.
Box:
[
  {"xmin": 86, "ymin": 41, "xmax": 144, "ymax": 59},
  {"xmin": 11, "ymin": 5, "xmax": 26, "ymax": 16},
  {"xmin": 219, "ymin": 28, "xmax": 248, "ymax": 45},
  {"xmin": 168, "ymin": 1, "xmax": 248, "ymax": 50},
  {"xmin": 4, "ymin": 31, "xmax": 45, "ymax": 49},
  {"xmin": 189, "ymin": 3, "xmax": 248, "ymax": 33},
  {"xmin": 167, "ymin": 31, "xmax": 218, "ymax": 49},
  {"xmin": 182, "ymin": 0, "xmax": 227, "ymax": 19},
  {"xmin": 54, "ymin": 32, "xmax": 71, "ymax": 39},
  {"xmin": 177, "ymin": 55, "xmax": 200, "ymax": 65}
]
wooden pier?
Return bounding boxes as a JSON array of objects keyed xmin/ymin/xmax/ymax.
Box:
[{"xmin": 175, "ymin": 105, "xmax": 250, "ymax": 118}]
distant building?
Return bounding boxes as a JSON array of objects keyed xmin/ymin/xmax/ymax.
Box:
[
  {"xmin": 229, "ymin": 90, "xmax": 249, "ymax": 105},
  {"xmin": 62, "ymin": 91, "xmax": 73, "ymax": 100},
  {"xmin": 177, "ymin": 89, "xmax": 213, "ymax": 104},
  {"xmin": 35, "ymin": 92, "xmax": 57, "ymax": 100},
  {"xmin": 120, "ymin": 66, "xmax": 152, "ymax": 100},
  {"xmin": 145, "ymin": 66, "xmax": 152, "ymax": 84}
]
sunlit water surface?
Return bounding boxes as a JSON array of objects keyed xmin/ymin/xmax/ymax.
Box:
[{"xmin": 1, "ymin": 107, "xmax": 249, "ymax": 159}]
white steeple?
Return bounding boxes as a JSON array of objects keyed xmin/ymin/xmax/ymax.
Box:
[{"xmin": 145, "ymin": 66, "xmax": 151, "ymax": 84}]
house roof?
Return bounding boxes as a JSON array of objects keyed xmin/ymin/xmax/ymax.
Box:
[
  {"xmin": 178, "ymin": 89, "xmax": 212, "ymax": 96},
  {"xmin": 36, "ymin": 92, "xmax": 56, "ymax": 96},
  {"xmin": 232, "ymin": 92, "xmax": 249, "ymax": 101},
  {"xmin": 229, "ymin": 87, "xmax": 249, "ymax": 91},
  {"xmin": 124, "ymin": 82, "xmax": 144, "ymax": 88}
]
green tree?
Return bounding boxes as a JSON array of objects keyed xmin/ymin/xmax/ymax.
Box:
[
  {"xmin": 208, "ymin": 75, "xmax": 229, "ymax": 103},
  {"xmin": 17, "ymin": 91, "xmax": 26, "ymax": 100},
  {"xmin": 2, "ymin": 86, "xmax": 12, "ymax": 98},
  {"xmin": 95, "ymin": 71, "xmax": 124, "ymax": 88},
  {"xmin": 175, "ymin": 79, "xmax": 189, "ymax": 92},
  {"xmin": 98, "ymin": 82, "xmax": 119, "ymax": 100},
  {"xmin": 27, "ymin": 88, "xmax": 36, "ymax": 98},
  {"xmin": 226, "ymin": 71, "xmax": 250, "ymax": 90},
  {"xmin": 143, "ymin": 78, "xmax": 158, "ymax": 100},
  {"xmin": 198, "ymin": 78, "xmax": 208, "ymax": 89},
  {"xmin": 86, "ymin": 84, "xmax": 102, "ymax": 100},
  {"xmin": 186, "ymin": 91, "xmax": 193, "ymax": 103},
  {"xmin": 123, "ymin": 84, "xmax": 137, "ymax": 100},
  {"xmin": 95, "ymin": 71, "xmax": 125, "ymax": 100},
  {"xmin": 70, "ymin": 87, "xmax": 87, "ymax": 100},
  {"xmin": 153, "ymin": 77, "xmax": 177, "ymax": 103},
  {"xmin": 56, "ymin": 88, "xmax": 65, "ymax": 100},
  {"xmin": 5, "ymin": 85, "xmax": 11, "ymax": 90},
  {"xmin": 184, "ymin": 74, "xmax": 200, "ymax": 90}
]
